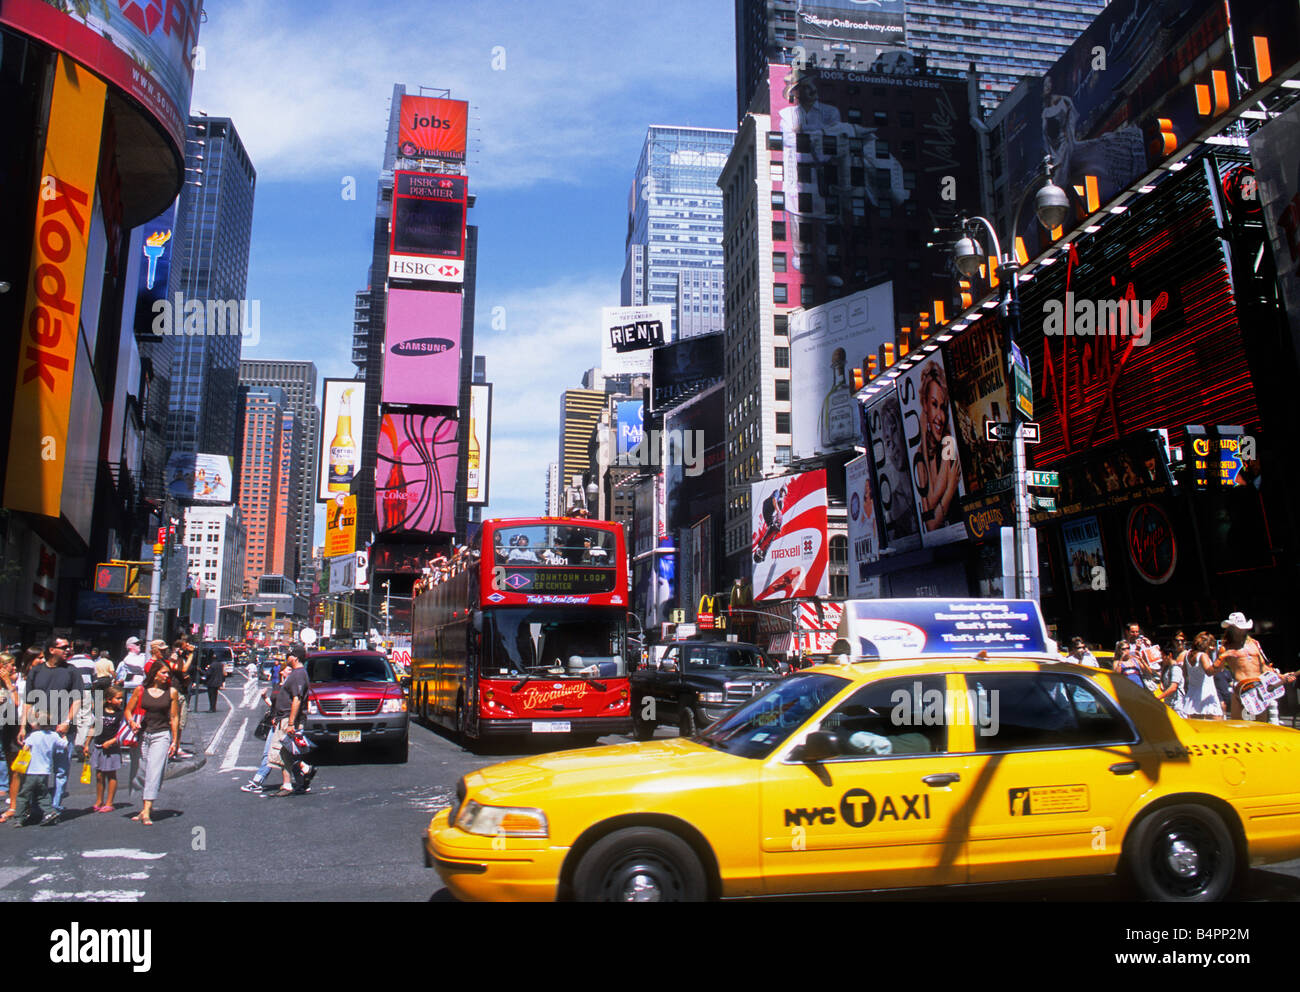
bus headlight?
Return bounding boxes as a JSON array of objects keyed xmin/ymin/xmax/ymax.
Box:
[{"xmin": 454, "ymin": 800, "xmax": 549, "ymax": 838}]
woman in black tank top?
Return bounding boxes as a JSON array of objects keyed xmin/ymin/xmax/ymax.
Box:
[{"xmin": 124, "ymin": 662, "xmax": 179, "ymax": 825}]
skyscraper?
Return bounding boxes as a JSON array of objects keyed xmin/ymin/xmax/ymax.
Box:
[
  {"xmin": 239, "ymin": 359, "xmax": 319, "ymax": 583},
  {"xmin": 167, "ymin": 116, "xmax": 257, "ymax": 460},
  {"xmin": 235, "ymin": 385, "xmax": 291, "ymax": 595},
  {"xmin": 558, "ymin": 390, "xmax": 606, "ymax": 510},
  {"xmin": 621, "ymin": 126, "xmax": 734, "ymax": 339},
  {"xmin": 353, "ymin": 84, "xmax": 478, "ymax": 551},
  {"xmin": 734, "ymin": 0, "xmax": 1109, "ymax": 118}
]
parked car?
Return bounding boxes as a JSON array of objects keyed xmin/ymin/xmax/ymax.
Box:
[
  {"xmin": 302, "ymin": 650, "xmax": 410, "ymax": 762},
  {"xmin": 631, "ymin": 640, "xmax": 783, "ymax": 739}
]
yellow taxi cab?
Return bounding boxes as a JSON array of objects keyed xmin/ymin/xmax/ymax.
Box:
[{"xmin": 423, "ymin": 599, "xmax": 1300, "ymax": 902}]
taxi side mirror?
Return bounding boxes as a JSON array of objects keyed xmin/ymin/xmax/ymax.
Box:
[
  {"xmin": 661, "ymin": 659, "xmax": 678, "ymax": 672},
  {"xmin": 793, "ymin": 731, "xmax": 840, "ymax": 763}
]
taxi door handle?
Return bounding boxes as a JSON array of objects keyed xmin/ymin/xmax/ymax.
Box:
[
  {"xmin": 1109, "ymin": 761, "xmax": 1140, "ymax": 775},
  {"xmin": 922, "ymin": 773, "xmax": 960, "ymax": 787}
]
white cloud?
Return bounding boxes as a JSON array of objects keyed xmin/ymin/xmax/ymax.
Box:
[
  {"xmin": 190, "ymin": 0, "xmax": 735, "ymax": 190},
  {"xmin": 474, "ymin": 274, "xmax": 614, "ymax": 515}
]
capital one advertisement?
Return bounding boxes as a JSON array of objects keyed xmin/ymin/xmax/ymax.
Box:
[
  {"xmin": 388, "ymin": 172, "xmax": 467, "ymax": 283},
  {"xmin": 1, "ymin": 0, "xmax": 203, "ymax": 154},
  {"xmin": 751, "ymin": 470, "xmax": 829, "ymax": 601},
  {"xmin": 896, "ymin": 352, "xmax": 966, "ymax": 547},
  {"xmin": 845, "ymin": 454, "xmax": 879, "ymax": 597},
  {"xmin": 382, "ymin": 288, "xmax": 463, "ymax": 406},
  {"xmin": 790, "ymin": 282, "xmax": 894, "ymax": 459},
  {"xmin": 397, "ymin": 95, "xmax": 469, "ymax": 162},
  {"xmin": 376, "ymin": 413, "xmax": 458, "ymax": 536}
]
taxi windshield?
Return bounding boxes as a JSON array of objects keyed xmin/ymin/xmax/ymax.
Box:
[{"xmin": 695, "ymin": 673, "xmax": 848, "ymax": 760}]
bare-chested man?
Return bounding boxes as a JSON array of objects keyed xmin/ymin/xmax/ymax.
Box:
[{"xmin": 1218, "ymin": 612, "xmax": 1295, "ymax": 723}]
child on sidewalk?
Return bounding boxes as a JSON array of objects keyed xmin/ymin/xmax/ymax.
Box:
[
  {"xmin": 92, "ymin": 688, "xmax": 125, "ymax": 812},
  {"xmin": 1, "ymin": 712, "xmax": 68, "ymax": 826}
]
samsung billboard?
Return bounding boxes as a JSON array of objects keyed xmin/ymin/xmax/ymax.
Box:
[{"xmin": 382, "ymin": 288, "xmax": 463, "ymax": 406}]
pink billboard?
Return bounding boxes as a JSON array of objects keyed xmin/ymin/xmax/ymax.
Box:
[
  {"xmin": 382, "ymin": 288, "xmax": 463, "ymax": 406},
  {"xmin": 376, "ymin": 412, "xmax": 458, "ymax": 536}
]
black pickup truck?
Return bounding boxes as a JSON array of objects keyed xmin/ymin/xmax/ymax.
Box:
[{"xmin": 630, "ymin": 641, "xmax": 785, "ymax": 739}]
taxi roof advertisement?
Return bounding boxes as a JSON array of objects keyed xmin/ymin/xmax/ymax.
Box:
[
  {"xmin": 751, "ymin": 469, "xmax": 829, "ymax": 601},
  {"xmin": 839, "ymin": 598, "xmax": 1050, "ymax": 658}
]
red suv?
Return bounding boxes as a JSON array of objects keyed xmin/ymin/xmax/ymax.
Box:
[{"xmin": 302, "ymin": 650, "xmax": 410, "ymax": 762}]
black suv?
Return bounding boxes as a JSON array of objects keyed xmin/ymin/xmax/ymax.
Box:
[{"xmin": 630, "ymin": 641, "xmax": 783, "ymax": 739}]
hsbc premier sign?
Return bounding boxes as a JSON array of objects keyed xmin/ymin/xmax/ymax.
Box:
[{"xmin": 388, "ymin": 171, "xmax": 467, "ymax": 285}]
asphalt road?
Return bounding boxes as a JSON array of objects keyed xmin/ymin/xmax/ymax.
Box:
[{"xmin": 2, "ymin": 669, "xmax": 1299, "ymax": 902}]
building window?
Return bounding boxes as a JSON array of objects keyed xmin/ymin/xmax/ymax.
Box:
[
  {"xmin": 774, "ymin": 346, "xmax": 789, "ymax": 368},
  {"xmin": 773, "ymin": 283, "xmax": 788, "ymax": 304},
  {"xmin": 775, "ymin": 412, "xmax": 791, "ymax": 434},
  {"xmin": 830, "ymin": 535, "xmax": 848, "ymax": 564},
  {"xmin": 772, "ymin": 252, "xmax": 786, "ymax": 272},
  {"xmin": 766, "ymin": 131, "xmax": 783, "ymax": 150},
  {"xmin": 831, "ymin": 573, "xmax": 848, "ymax": 598},
  {"xmin": 771, "ymin": 191, "xmax": 784, "ymax": 210},
  {"xmin": 801, "ymin": 286, "xmax": 815, "ymax": 307},
  {"xmin": 774, "ymin": 379, "xmax": 790, "ymax": 401},
  {"xmin": 775, "ymin": 445, "xmax": 792, "ymax": 466},
  {"xmin": 772, "ymin": 221, "xmax": 786, "ymax": 241}
]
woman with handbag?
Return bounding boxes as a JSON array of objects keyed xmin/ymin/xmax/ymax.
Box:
[
  {"xmin": 125, "ymin": 662, "xmax": 179, "ymax": 825},
  {"xmin": 2, "ymin": 648, "xmax": 40, "ymax": 819}
]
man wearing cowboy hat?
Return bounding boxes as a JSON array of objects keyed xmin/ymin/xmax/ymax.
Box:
[{"xmin": 1219, "ymin": 612, "xmax": 1294, "ymax": 722}]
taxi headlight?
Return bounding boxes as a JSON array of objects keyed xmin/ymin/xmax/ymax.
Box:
[
  {"xmin": 698, "ymin": 691, "xmax": 725, "ymax": 704},
  {"xmin": 454, "ymin": 800, "xmax": 549, "ymax": 838},
  {"xmin": 380, "ymin": 697, "xmax": 406, "ymax": 713}
]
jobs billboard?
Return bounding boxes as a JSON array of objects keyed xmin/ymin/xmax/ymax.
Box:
[{"xmin": 397, "ymin": 95, "xmax": 469, "ymax": 163}]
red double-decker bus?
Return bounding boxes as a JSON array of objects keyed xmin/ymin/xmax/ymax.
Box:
[{"xmin": 410, "ymin": 517, "xmax": 632, "ymax": 747}]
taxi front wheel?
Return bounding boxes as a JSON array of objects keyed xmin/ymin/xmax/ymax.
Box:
[
  {"xmin": 1126, "ymin": 804, "xmax": 1236, "ymax": 902},
  {"xmin": 572, "ymin": 827, "xmax": 707, "ymax": 902}
]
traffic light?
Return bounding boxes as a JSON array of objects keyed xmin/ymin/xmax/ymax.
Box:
[{"xmin": 94, "ymin": 564, "xmax": 130, "ymax": 594}]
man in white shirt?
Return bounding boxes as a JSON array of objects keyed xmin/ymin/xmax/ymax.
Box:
[
  {"xmin": 1067, "ymin": 637, "xmax": 1099, "ymax": 668},
  {"xmin": 64, "ymin": 640, "xmax": 99, "ymax": 759},
  {"xmin": 115, "ymin": 636, "xmax": 147, "ymax": 690}
]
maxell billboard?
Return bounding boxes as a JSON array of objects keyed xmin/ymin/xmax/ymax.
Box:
[
  {"xmin": 790, "ymin": 281, "xmax": 894, "ymax": 460},
  {"xmin": 600, "ymin": 305, "xmax": 672, "ymax": 375},
  {"xmin": 751, "ymin": 470, "xmax": 829, "ymax": 601},
  {"xmin": 388, "ymin": 171, "xmax": 467, "ymax": 284},
  {"xmin": 397, "ymin": 95, "xmax": 469, "ymax": 163},
  {"xmin": 382, "ymin": 288, "xmax": 462, "ymax": 406}
]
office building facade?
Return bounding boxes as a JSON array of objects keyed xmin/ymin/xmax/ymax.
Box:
[
  {"xmin": 235, "ymin": 385, "xmax": 291, "ymax": 595},
  {"xmin": 735, "ymin": 0, "xmax": 1108, "ymax": 118},
  {"xmin": 558, "ymin": 389, "xmax": 607, "ymax": 508},
  {"xmin": 621, "ymin": 126, "xmax": 734, "ymax": 338},
  {"xmin": 239, "ymin": 359, "xmax": 319, "ymax": 582},
  {"xmin": 167, "ymin": 116, "xmax": 257, "ymax": 461},
  {"xmin": 183, "ymin": 504, "xmax": 246, "ymax": 638}
]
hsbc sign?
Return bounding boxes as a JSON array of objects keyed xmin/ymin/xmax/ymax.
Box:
[{"xmin": 388, "ymin": 256, "xmax": 464, "ymax": 282}]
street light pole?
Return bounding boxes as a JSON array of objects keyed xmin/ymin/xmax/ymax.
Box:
[{"xmin": 953, "ymin": 159, "xmax": 1068, "ymax": 600}]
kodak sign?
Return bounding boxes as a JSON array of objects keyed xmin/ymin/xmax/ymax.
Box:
[{"xmin": 5, "ymin": 57, "xmax": 106, "ymax": 518}]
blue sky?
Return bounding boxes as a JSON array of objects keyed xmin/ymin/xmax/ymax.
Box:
[{"xmin": 189, "ymin": 0, "xmax": 736, "ymax": 538}]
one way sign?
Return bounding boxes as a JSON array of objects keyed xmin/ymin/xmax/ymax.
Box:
[{"xmin": 985, "ymin": 421, "xmax": 1041, "ymax": 443}]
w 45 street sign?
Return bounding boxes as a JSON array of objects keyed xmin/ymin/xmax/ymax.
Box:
[{"xmin": 1027, "ymin": 471, "xmax": 1059, "ymax": 488}]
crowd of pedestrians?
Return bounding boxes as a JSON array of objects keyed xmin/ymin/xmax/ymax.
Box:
[
  {"xmin": 1071, "ymin": 612, "xmax": 1296, "ymax": 723},
  {"xmin": 0, "ymin": 634, "xmax": 216, "ymax": 827},
  {"xmin": 240, "ymin": 644, "xmax": 315, "ymax": 797}
]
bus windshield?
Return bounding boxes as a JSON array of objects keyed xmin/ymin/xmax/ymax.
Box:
[
  {"xmin": 484, "ymin": 608, "xmax": 626, "ymax": 678},
  {"xmin": 491, "ymin": 524, "xmax": 614, "ymax": 566}
]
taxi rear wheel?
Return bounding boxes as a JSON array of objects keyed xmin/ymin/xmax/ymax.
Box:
[
  {"xmin": 573, "ymin": 827, "xmax": 707, "ymax": 902},
  {"xmin": 1127, "ymin": 804, "xmax": 1235, "ymax": 902}
]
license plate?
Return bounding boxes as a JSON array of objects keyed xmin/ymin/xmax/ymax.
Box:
[
  {"xmin": 337, "ymin": 730, "xmax": 361, "ymax": 743},
  {"xmin": 531, "ymin": 721, "xmax": 570, "ymax": 733}
]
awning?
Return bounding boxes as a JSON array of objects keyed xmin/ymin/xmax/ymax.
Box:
[{"xmin": 768, "ymin": 633, "xmax": 793, "ymax": 655}]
